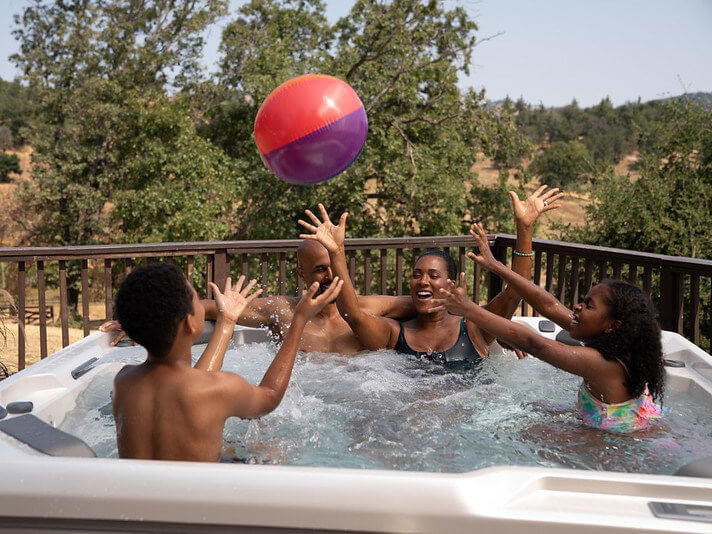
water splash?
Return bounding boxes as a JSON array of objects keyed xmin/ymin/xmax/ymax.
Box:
[{"xmin": 59, "ymin": 343, "xmax": 712, "ymax": 474}]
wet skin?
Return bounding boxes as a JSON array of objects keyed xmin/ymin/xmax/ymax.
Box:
[{"xmin": 113, "ymin": 276, "xmax": 342, "ymax": 461}]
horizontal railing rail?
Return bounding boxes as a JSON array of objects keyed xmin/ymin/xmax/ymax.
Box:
[{"xmin": 1, "ymin": 235, "xmax": 710, "ymax": 372}]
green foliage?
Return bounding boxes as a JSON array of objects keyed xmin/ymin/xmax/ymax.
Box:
[
  {"xmin": 10, "ymin": 0, "xmax": 531, "ymax": 264},
  {"xmin": 0, "ymin": 78, "xmax": 34, "ymax": 146},
  {"xmin": 530, "ymin": 140, "xmax": 595, "ymax": 190},
  {"xmin": 0, "ymin": 153, "xmax": 20, "ymax": 181},
  {"xmin": 513, "ymin": 96, "xmax": 677, "ymax": 164},
  {"xmin": 566, "ymin": 97, "xmax": 712, "ymax": 259},
  {"xmin": 111, "ymin": 94, "xmax": 240, "ymax": 243},
  {"xmin": 12, "ymin": 0, "xmax": 228, "ymax": 247},
  {"xmin": 205, "ymin": 0, "xmax": 530, "ymax": 238}
]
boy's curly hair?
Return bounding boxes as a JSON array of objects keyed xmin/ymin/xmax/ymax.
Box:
[
  {"xmin": 585, "ymin": 280, "xmax": 665, "ymax": 403},
  {"xmin": 115, "ymin": 263, "xmax": 194, "ymax": 358}
]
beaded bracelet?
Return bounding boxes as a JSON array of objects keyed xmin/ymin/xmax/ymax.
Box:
[{"xmin": 512, "ymin": 250, "xmax": 535, "ymax": 257}]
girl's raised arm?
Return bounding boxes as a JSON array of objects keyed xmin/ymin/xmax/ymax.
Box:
[
  {"xmin": 432, "ymin": 275, "xmax": 617, "ymax": 385},
  {"xmin": 469, "ymin": 223, "xmax": 573, "ymax": 329}
]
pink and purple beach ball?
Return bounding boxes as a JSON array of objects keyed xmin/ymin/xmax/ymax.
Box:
[{"xmin": 254, "ymin": 74, "xmax": 368, "ymax": 185}]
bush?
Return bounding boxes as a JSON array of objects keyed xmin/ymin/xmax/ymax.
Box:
[
  {"xmin": 567, "ymin": 96, "xmax": 712, "ymax": 258},
  {"xmin": 529, "ymin": 140, "xmax": 594, "ymax": 190},
  {"xmin": 0, "ymin": 152, "xmax": 20, "ymax": 181}
]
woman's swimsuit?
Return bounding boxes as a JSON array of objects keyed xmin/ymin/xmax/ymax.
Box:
[
  {"xmin": 394, "ymin": 318, "xmax": 483, "ymax": 368},
  {"xmin": 577, "ymin": 382, "xmax": 661, "ymax": 433}
]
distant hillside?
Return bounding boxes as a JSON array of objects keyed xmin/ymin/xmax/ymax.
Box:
[
  {"xmin": 486, "ymin": 91, "xmax": 712, "ymax": 111},
  {"xmin": 663, "ymin": 91, "xmax": 712, "ymax": 109},
  {"xmin": 488, "ymin": 91, "xmax": 712, "ymax": 167}
]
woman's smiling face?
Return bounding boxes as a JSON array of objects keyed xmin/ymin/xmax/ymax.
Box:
[{"xmin": 410, "ymin": 255, "xmax": 451, "ymax": 314}]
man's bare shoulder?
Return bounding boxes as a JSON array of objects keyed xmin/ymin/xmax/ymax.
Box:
[
  {"xmin": 258, "ymin": 295, "xmax": 299, "ymax": 319},
  {"xmin": 358, "ymin": 294, "xmax": 413, "ymax": 317}
]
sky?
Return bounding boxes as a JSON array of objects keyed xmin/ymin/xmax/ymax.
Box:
[{"xmin": 1, "ymin": 0, "xmax": 711, "ymax": 107}]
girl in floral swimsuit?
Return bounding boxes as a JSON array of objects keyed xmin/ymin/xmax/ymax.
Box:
[{"xmin": 435, "ymin": 223, "xmax": 665, "ymax": 433}]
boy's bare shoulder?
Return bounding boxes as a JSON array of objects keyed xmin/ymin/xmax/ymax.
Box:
[{"xmin": 114, "ymin": 363, "xmax": 141, "ymax": 384}]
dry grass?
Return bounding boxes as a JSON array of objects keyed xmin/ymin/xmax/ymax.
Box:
[
  {"xmin": 470, "ymin": 158, "xmax": 590, "ymax": 238},
  {"xmin": 1, "ymin": 145, "xmax": 33, "ymax": 246},
  {"xmin": 0, "ymin": 299, "xmax": 108, "ymax": 375},
  {"xmin": 0, "ymin": 321, "xmax": 95, "ymax": 374}
]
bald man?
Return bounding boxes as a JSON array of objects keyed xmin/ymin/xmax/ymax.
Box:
[
  {"xmin": 198, "ymin": 240, "xmax": 415, "ymax": 353},
  {"xmin": 103, "ymin": 240, "xmax": 414, "ymax": 354}
]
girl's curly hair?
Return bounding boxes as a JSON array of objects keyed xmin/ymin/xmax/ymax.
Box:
[{"xmin": 585, "ymin": 280, "xmax": 665, "ymax": 403}]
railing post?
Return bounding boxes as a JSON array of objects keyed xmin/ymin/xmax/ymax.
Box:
[
  {"xmin": 213, "ymin": 249, "xmax": 229, "ymax": 292},
  {"xmin": 659, "ymin": 266, "xmax": 683, "ymax": 333},
  {"xmin": 17, "ymin": 261, "xmax": 26, "ymax": 371},
  {"xmin": 487, "ymin": 237, "xmax": 507, "ymax": 299}
]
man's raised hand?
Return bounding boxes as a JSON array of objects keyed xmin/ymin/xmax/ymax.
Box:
[
  {"xmin": 298, "ymin": 203, "xmax": 347, "ymax": 253},
  {"xmin": 208, "ymin": 275, "xmax": 262, "ymax": 323}
]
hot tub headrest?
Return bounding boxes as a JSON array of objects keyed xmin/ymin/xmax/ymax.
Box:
[
  {"xmin": 0, "ymin": 414, "xmax": 96, "ymax": 458},
  {"xmin": 676, "ymin": 456, "xmax": 712, "ymax": 478},
  {"xmin": 555, "ymin": 329, "xmax": 585, "ymax": 347}
]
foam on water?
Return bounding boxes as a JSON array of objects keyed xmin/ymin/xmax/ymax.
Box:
[{"xmin": 59, "ymin": 340, "xmax": 712, "ymax": 473}]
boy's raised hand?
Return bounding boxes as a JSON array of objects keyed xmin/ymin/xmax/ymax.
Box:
[
  {"xmin": 510, "ymin": 185, "xmax": 564, "ymax": 228},
  {"xmin": 431, "ymin": 272, "xmax": 473, "ymax": 317},
  {"xmin": 298, "ymin": 203, "xmax": 347, "ymax": 253},
  {"xmin": 294, "ymin": 278, "xmax": 344, "ymax": 320},
  {"xmin": 467, "ymin": 223, "xmax": 501, "ymax": 271},
  {"xmin": 208, "ymin": 275, "xmax": 262, "ymax": 323}
]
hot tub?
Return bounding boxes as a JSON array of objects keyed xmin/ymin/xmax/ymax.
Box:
[{"xmin": 1, "ymin": 317, "xmax": 711, "ymax": 533}]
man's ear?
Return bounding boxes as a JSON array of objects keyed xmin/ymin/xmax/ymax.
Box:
[
  {"xmin": 296, "ymin": 265, "xmax": 305, "ymax": 282},
  {"xmin": 605, "ymin": 319, "xmax": 622, "ymax": 333}
]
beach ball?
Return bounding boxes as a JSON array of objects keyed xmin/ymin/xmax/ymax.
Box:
[{"xmin": 254, "ymin": 74, "xmax": 368, "ymax": 185}]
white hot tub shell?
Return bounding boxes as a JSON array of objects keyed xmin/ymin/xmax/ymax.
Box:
[{"xmin": 0, "ymin": 317, "xmax": 711, "ymax": 533}]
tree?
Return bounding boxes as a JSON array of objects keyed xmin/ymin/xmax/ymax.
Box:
[
  {"xmin": 0, "ymin": 78, "xmax": 34, "ymax": 145},
  {"xmin": 11, "ymin": 0, "xmax": 229, "ymax": 244},
  {"xmin": 110, "ymin": 94, "xmax": 240, "ymax": 244},
  {"xmin": 11, "ymin": 0, "xmax": 531, "ymax": 257},
  {"xmin": 0, "ymin": 153, "xmax": 20, "ymax": 182},
  {"xmin": 530, "ymin": 140, "xmax": 594, "ymax": 190},
  {"xmin": 0, "ymin": 127, "xmax": 14, "ymax": 151},
  {"xmin": 567, "ymin": 97, "xmax": 712, "ymax": 259},
  {"xmin": 206, "ymin": 0, "xmax": 530, "ymax": 239},
  {"xmin": 11, "ymin": 0, "xmax": 227, "ymax": 312}
]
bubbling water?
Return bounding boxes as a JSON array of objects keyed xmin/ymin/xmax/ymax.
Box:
[{"xmin": 59, "ymin": 341, "xmax": 712, "ymax": 473}]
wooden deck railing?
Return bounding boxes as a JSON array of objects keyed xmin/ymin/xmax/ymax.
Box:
[{"xmin": 1, "ymin": 235, "xmax": 711, "ymax": 371}]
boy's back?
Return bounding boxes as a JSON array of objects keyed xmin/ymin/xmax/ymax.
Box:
[
  {"xmin": 111, "ymin": 263, "xmax": 343, "ymax": 462},
  {"xmin": 113, "ymin": 364, "xmax": 229, "ymax": 461}
]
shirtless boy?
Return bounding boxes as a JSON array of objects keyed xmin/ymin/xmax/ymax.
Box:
[{"xmin": 111, "ymin": 263, "xmax": 342, "ymax": 461}]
